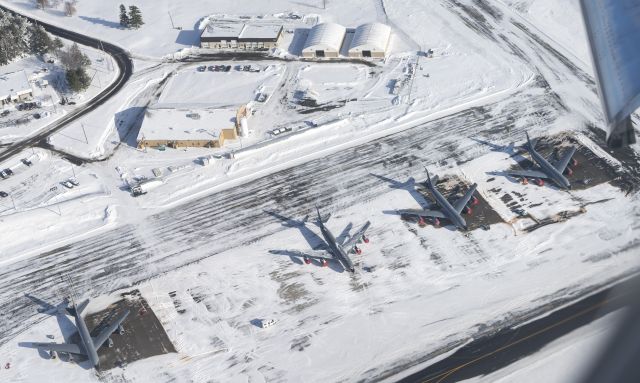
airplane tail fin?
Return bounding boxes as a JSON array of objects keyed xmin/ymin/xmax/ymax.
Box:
[
  {"xmin": 65, "ymin": 307, "xmax": 77, "ymax": 317},
  {"xmin": 424, "ymin": 166, "xmax": 432, "ymax": 186}
]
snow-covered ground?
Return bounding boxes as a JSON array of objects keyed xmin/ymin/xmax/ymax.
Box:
[
  {"xmin": 1, "ymin": 0, "xmax": 639, "ymax": 382},
  {"xmin": 459, "ymin": 310, "xmax": 624, "ymax": 383}
]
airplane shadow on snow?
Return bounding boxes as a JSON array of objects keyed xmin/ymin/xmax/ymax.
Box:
[{"xmin": 18, "ymin": 294, "xmax": 93, "ymax": 370}]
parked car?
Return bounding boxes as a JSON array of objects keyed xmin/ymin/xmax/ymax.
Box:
[
  {"xmin": 207, "ymin": 65, "xmax": 215, "ymax": 71},
  {"xmin": 21, "ymin": 158, "xmax": 32, "ymax": 166},
  {"xmin": 0, "ymin": 170, "xmax": 8, "ymax": 179},
  {"xmin": 68, "ymin": 177, "xmax": 80, "ymax": 186},
  {"xmin": 224, "ymin": 65, "xmax": 231, "ymax": 72},
  {"xmin": 0, "ymin": 191, "xmax": 7, "ymax": 198},
  {"xmin": 61, "ymin": 180, "xmax": 74, "ymax": 189},
  {"xmin": 0, "ymin": 110, "xmax": 9, "ymax": 117},
  {"xmin": 67, "ymin": 101, "xmax": 76, "ymax": 105},
  {"xmin": 197, "ymin": 65, "xmax": 206, "ymax": 72},
  {"xmin": 33, "ymin": 113, "xmax": 41, "ymax": 119},
  {"xmin": 5, "ymin": 169, "xmax": 13, "ymax": 176}
]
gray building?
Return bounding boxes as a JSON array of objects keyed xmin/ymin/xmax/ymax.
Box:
[{"xmin": 200, "ymin": 23, "xmax": 284, "ymax": 50}]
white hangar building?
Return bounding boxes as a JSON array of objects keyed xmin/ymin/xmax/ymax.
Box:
[
  {"xmin": 348, "ymin": 22, "xmax": 392, "ymax": 58},
  {"xmin": 301, "ymin": 22, "xmax": 346, "ymax": 58}
]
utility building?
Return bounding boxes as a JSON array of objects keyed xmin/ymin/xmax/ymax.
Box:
[
  {"xmin": 137, "ymin": 107, "xmax": 238, "ymax": 149},
  {"xmin": 0, "ymin": 70, "xmax": 33, "ymax": 106},
  {"xmin": 301, "ymin": 23, "xmax": 346, "ymax": 58},
  {"xmin": 348, "ymin": 23, "xmax": 391, "ymax": 58},
  {"xmin": 200, "ymin": 23, "xmax": 283, "ymax": 50}
]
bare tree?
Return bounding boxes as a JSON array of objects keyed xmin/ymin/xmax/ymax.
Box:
[
  {"xmin": 35, "ymin": 0, "xmax": 50, "ymax": 9},
  {"xmin": 64, "ymin": 1, "xmax": 77, "ymax": 16}
]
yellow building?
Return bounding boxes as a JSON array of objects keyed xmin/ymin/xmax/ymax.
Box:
[{"xmin": 137, "ymin": 107, "xmax": 238, "ymax": 149}]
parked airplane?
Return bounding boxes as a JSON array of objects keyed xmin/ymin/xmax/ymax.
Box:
[
  {"xmin": 506, "ymin": 133, "xmax": 577, "ymax": 189},
  {"xmin": 23, "ymin": 298, "xmax": 129, "ymax": 369},
  {"xmin": 398, "ymin": 169, "xmax": 478, "ymax": 231},
  {"xmin": 271, "ymin": 207, "xmax": 371, "ymax": 273}
]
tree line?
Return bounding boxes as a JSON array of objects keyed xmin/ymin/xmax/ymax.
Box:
[{"xmin": 119, "ymin": 4, "xmax": 144, "ymax": 29}]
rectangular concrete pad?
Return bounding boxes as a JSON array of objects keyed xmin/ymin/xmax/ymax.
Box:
[{"xmin": 84, "ymin": 290, "xmax": 176, "ymax": 371}]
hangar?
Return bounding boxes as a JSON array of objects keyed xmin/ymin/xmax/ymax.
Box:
[
  {"xmin": 348, "ymin": 23, "xmax": 392, "ymax": 58},
  {"xmin": 301, "ymin": 23, "xmax": 346, "ymax": 58},
  {"xmin": 200, "ymin": 23, "xmax": 283, "ymax": 50}
]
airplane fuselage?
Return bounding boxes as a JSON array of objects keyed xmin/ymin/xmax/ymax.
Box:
[
  {"xmin": 427, "ymin": 183, "xmax": 468, "ymax": 230},
  {"xmin": 528, "ymin": 145, "xmax": 571, "ymax": 189},
  {"xmin": 74, "ymin": 311, "xmax": 100, "ymax": 369},
  {"xmin": 319, "ymin": 224, "xmax": 355, "ymax": 272}
]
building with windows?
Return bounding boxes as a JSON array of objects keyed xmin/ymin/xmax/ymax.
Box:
[
  {"xmin": 0, "ymin": 70, "xmax": 33, "ymax": 106},
  {"xmin": 301, "ymin": 23, "xmax": 346, "ymax": 58},
  {"xmin": 137, "ymin": 107, "xmax": 238, "ymax": 149},
  {"xmin": 200, "ymin": 23, "xmax": 284, "ymax": 50},
  {"xmin": 348, "ymin": 22, "xmax": 391, "ymax": 58}
]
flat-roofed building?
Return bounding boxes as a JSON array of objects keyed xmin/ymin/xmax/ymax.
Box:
[
  {"xmin": 301, "ymin": 23, "xmax": 346, "ymax": 58},
  {"xmin": 137, "ymin": 107, "xmax": 238, "ymax": 149},
  {"xmin": 0, "ymin": 70, "xmax": 33, "ymax": 106},
  {"xmin": 200, "ymin": 23, "xmax": 283, "ymax": 50},
  {"xmin": 348, "ymin": 23, "xmax": 391, "ymax": 58}
]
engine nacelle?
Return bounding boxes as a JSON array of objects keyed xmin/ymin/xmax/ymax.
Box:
[
  {"xmin": 571, "ymin": 158, "xmax": 578, "ymax": 167},
  {"xmin": 433, "ymin": 218, "xmax": 441, "ymax": 227},
  {"xmin": 321, "ymin": 259, "xmax": 328, "ymax": 267},
  {"xmin": 536, "ymin": 178, "xmax": 545, "ymax": 187},
  {"xmin": 565, "ymin": 167, "xmax": 573, "ymax": 176},
  {"xmin": 362, "ymin": 235, "xmax": 369, "ymax": 243},
  {"xmin": 117, "ymin": 325, "xmax": 125, "ymax": 336},
  {"xmin": 521, "ymin": 177, "xmax": 529, "ymax": 185},
  {"xmin": 303, "ymin": 257, "xmax": 311, "ymax": 265},
  {"xmin": 107, "ymin": 338, "xmax": 114, "ymax": 348},
  {"xmin": 418, "ymin": 217, "xmax": 427, "ymax": 227},
  {"xmin": 50, "ymin": 351, "xmax": 57, "ymax": 360},
  {"xmin": 472, "ymin": 196, "xmax": 479, "ymax": 206},
  {"xmin": 354, "ymin": 246, "xmax": 362, "ymax": 255}
]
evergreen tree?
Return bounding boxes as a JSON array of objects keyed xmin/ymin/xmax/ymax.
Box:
[
  {"xmin": 52, "ymin": 37, "xmax": 64, "ymax": 52},
  {"xmin": 66, "ymin": 67, "xmax": 91, "ymax": 92},
  {"xmin": 119, "ymin": 4, "xmax": 129, "ymax": 28},
  {"xmin": 128, "ymin": 5, "xmax": 144, "ymax": 29},
  {"xmin": 29, "ymin": 25, "xmax": 53, "ymax": 56},
  {"xmin": 0, "ymin": 10, "xmax": 31, "ymax": 65}
]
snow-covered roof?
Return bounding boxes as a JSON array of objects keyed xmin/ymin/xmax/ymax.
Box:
[
  {"xmin": 349, "ymin": 23, "xmax": 391, "ymax": 52},
  {"xmin": 239, "ymin": 24, "xmax": 283, "ymax": 42},
  {"xmin": 302, "ymin": 23, "xmax": 346, "ymax": 52},
  {"xmin": 200, "ymin": 23, "xmax": 245, "ymax": 41},
  {"xmin": 0, "ymin": 70, "xmax": 32, "ymax": 99},
  {"xmin": 138, "ymin": 107, "xmax": 236, "ymax": 141}
]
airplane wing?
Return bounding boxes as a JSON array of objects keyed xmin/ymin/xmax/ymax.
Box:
[
  {"xmin": 30, "ymin": 342, "xmax": 84, "ymax": 355},
  {"xmin": 92, "ymin": 309, "xmax": 130, "ymax": 349},
  {"xmin": 505, "ymin": 169, "xmax": 549, "ymax": 179},
  {"xmin": 341, "ymin": 221, "xmax": 371, "ymax": 250},
  {"xmin": 269, "ymin": 249, "xmax": 334, "ymax": 260},
  {"xmin": 452, "ymin": 184, "xmax": 478, "ymax": 214},
  {"xmin": 397, "ymin": 209, "xmax": 446, "ymax": 218},
  {"xmin": 553, "ymin": 147, "xmax": 577, "ymax": 173},
  {"xmin": 581, "ymin": 0, "xmax": 640, "ymax": 147}
]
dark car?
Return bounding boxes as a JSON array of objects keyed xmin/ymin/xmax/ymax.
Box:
[
  {"xmin": 5, "ymin": 169, "xmax": 13, "ymax": 176},
  {"xmin": 197, "ymin": 65, "xmax": 206, "ymax": 72},
  {"xmin": 33, "ymin": 113, "xmax": 41, "ymax": 119},
  {"xmin": 208, "ymin": 65, "xmax": 215, "ymax": 71},
  {"xmin": 224, "ymin": 65, "xmax": 231, "ymax": 72},
  {"xmin": 21, "ymin": 158, "xmax": 33, "ymax": 166},
  {"xmin": 0, "ymin": 191, "xmax": 7, "ymax": 198},
  {"xmin": 0, "ymin": 110, "xmax": 9, "ymax": 117}
]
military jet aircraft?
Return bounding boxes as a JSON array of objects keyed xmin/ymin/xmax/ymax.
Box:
[
  {"xmin": 22, "ymin": 297, "xmax": 129, "ymax": 369},
  {"xmin": 506, "ymin": 133, "xmax": 578, "ymax": 189},
  {"xmin": 271, "ymin": 207, "xmax": 371, "ymax": 273},
  {"xmin": 398, "ymin": 169, "xmax": 478, "ymax": 231}
]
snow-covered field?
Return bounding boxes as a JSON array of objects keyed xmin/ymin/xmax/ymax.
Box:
[{"xmin": 0, "ymin": 0, "xmax": 639, "ymax": 382}]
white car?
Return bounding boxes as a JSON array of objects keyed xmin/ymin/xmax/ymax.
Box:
[
  {"xmin": 68, "ymin": 177, "xmax": 79, "ymax": 186},
  {"xmin": 61, "ymin": 180, "xmax": 74, "ymax": 189}
]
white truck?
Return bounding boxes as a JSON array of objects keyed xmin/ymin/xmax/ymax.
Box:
[{"xmin": 130, "ymin": 179, "xmax": 163, "ymax": 197}]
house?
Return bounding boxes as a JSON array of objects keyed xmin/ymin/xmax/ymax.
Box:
[
  {"xmin": 0, "ymin": 70, "xmax": 33, "ymax": 106},
  {"xmin": 137, "ymin": 107, "xmax": 239, "ymax": 149}
]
